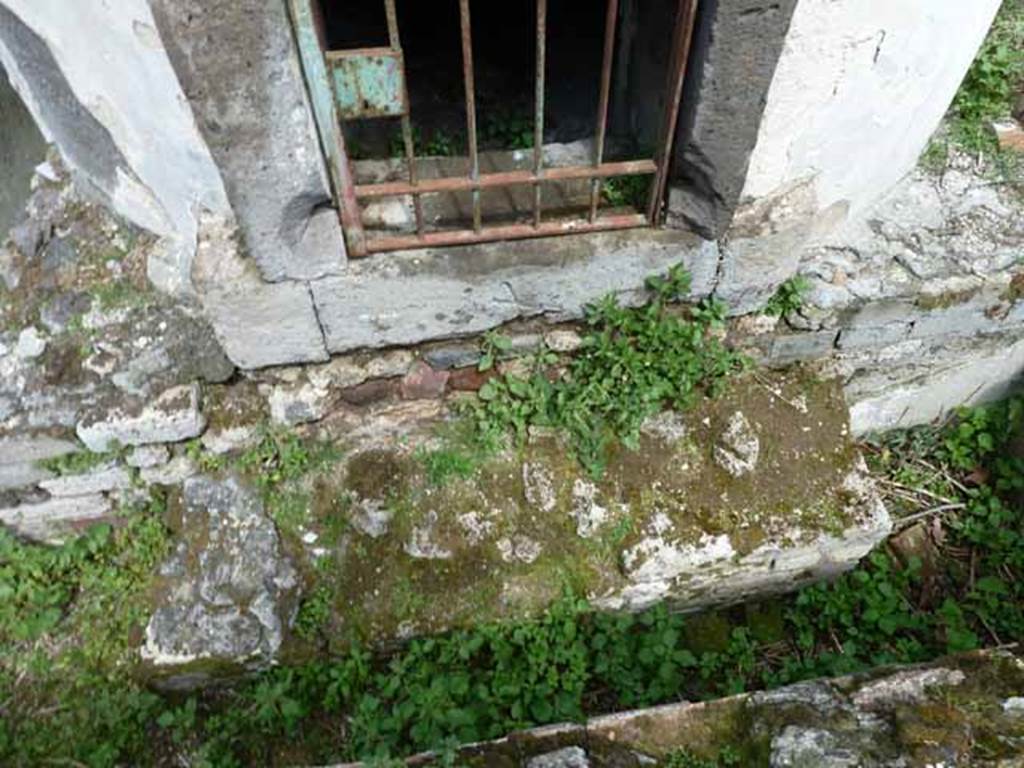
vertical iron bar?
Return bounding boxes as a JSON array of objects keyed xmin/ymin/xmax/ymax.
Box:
[
  {"xmin": 532, "ymin": 0, "xmax": 547, "ymax": 228},
  {"xmin": 459, "ymin": 0, "xmax": 483, "ymax": 232},
  {"xmin": 383, "ymin": 0, "xmax": 424, "ymax": 236},
  {"xmin": 647, "ymin": 0, "xmax": 698, "ymax": 223},
  {"xmin": 590, "ymin": 0, "xmax": 620, "ymax": 222}
]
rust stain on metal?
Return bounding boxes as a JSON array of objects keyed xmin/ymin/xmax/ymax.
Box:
[
  {"xmin": 304, "ymin": 0, "xmax": 702, "ymax": 256},
  {"xmin": 363, "ymin": 213, "xmax": 650, "ymax": 253},
  {"xmin": 354, "ymin": 160, "xmax": 657, "ymax": 199},
  {"xmin": 590, "ymin": 0, "xmax": 620, "ymax": 222},
  {"xmin": 328, "ymin": 48, "xmax": 407, "ymax": 119},
  {"xmin": 459, "ymin": 0, "xmax": 483, "ymax": 233},
  {"xmin": 533, "ymin": 0, "xmax": 548, "ymax": 228},
  {"xmin": 648, "ymin": 0, "xmax": 699, "ymax": 223}
]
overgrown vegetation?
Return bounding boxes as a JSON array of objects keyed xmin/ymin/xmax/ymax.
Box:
[
  {"xmin": 925, "ymin": 0, "xmax": 1023, "ymax": 178},
  {"xmin": 602, "ymin": 174, "xmax": 651, "ymax": 210},
  {"xmin": 0, "ymin": 494, "xmax": 172, "ymax": 765},
  {"xmin": 762, "ymin": 275, "xmax": 810, "ymax": 318},
  {"xmin": 466, "ymin": 265, "xmax": 747, "ymax": 476},
  {"xmin": 4, "ymin": 393, "xmax": 1023, "ymax": 766}
]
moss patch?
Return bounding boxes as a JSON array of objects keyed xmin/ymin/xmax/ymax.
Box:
[{"xmin": 287, "ymin": 367, "xmax": 870, "ymax": 648}]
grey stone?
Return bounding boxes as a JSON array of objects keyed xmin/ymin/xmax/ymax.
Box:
[
  {"xmin": 544, "ymin": 330, "xmax": 583, "ymax": 353},
  {"xmin": 349, "ymin": 498, "xmax": 394, "ymax": 539},
  {"xmin": 0, "ymin": 461, "xmax": 52, "ymax": 491},
  {"xmin": 39, "ymin": 291, "xmax": 92, "ymax": 334},
  {"xmin": 141, "ymin": 475, "xmax": 298, "ymax": 686},
  {"xmin": 15, "ymin": 326, "xmax": 46, "ymax": 359},
  {"xmin": 0, "ymin": 493, "xmax": 112, "ymax": 543},
  {"xmin": 310, "ymin": 229, "xmax": 712, "ymax": 354},
  {"xmin": 0, "ymin": 435, "xmax": 77, "ymax": 464},
  {"xmin": 850, "ymin": 667, "xmax": 966, "ymax": 711},
  {"xmin": 39, "ymin": 235, "xmax": 76, "ymax": 272},
  {"xmin": 667, "ymin": 0, "xmax": 800, "ymax": 238},
  {"xmin": 769, "ymin": 331, "xmax": 839, "ymax": 363},
  {"xmin": 423, "ymin": 344, "xmax": 481, "ymax": 370},
  {"xmin": 527, "ymin": 747, "xmax": 590, "ymax": 768},
  {"xmin": 571, "ymin": 478, "xmax": 610, "ymax": 539},
  {"xmin": 202, "ymin": 279, "xmax": 329, "ymax": 369},
  {"xmin": 0, "ymin": 6, "xmax": 131, "ymax": 226},
  {"xmin": 76, "ymin": 382, "xmax": 206, "ymax": 453},
  {"xmin": 769, "ymin": 727, "xmax": 860, "ymax": 768},
  {"xmin": 39, "ymin": 464, "xmax": 132, "ymax": 496},
  {"xmin": 496, "ymin": 534, "xmax": 542, "ymax": 565},
  {"xmin": 139, "ymin": 456, "xmax": 197, "ymax": 486},
  {"xmin": 126, "ymin": 444, "xmax": 170, "ymax": 469},
  {"xmin": 268, "ymin": 381, "xmax": 329, "ymax": 427},
  {"xmin": 835, "ymin": 322, "xmax": 911, "ymax": 351},
  {"xmin": 405, "ymin": 510, "xmax": 452, "ymax": 560},
  {"xmin": 149, "ymin": 0, "xmax": 346, "ymax": 283},
  {"xmin": 106, "ymin": 306, "xmax": 235, "ymax": 397},
  {"xmin": 713, "ymin": 411, "xmax": 760, "ymax": 477}
]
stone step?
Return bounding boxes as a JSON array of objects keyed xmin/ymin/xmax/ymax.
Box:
[{"xmin": 295, "ymin": 368, "xmax": 890, "ymax": 647}]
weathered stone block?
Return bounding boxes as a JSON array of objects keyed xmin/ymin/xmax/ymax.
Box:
[
  {"xmin": 315, "ymin": 370, "xmax": 889, "ymax": 643},
  {"xmin": 141, "ymin": 475, "xmax": 298, "ymax": 688},
  {"xmin": 202, "ymin": 280, "xmax": 329, "ymax": 369},
  {"xmin": 0, "ymin": 493, "xmax": 112, "ymax": 543},
  {"xmin": 76, "ymin": 383, "xmax": 206, "ymax": 453},
  {"xmin": 39, "ymin": 464, "xmax": 132, "ymax": 496}
]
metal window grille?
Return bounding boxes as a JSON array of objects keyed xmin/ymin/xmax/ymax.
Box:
[{"xmin": 290, "ymin": 0, "xmax": 699, "ymax": 258}]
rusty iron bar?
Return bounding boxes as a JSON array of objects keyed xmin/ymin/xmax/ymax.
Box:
[
  {"xmin": 647, "ymin": 0, "xmax": 699, "ymax": 223},
  {"xmin": 459, "ymin": 0, "xmax": 483, "ymax": 232},
  {"xmin": 383, "ymin": 0, "xmax": 425, "ymax": 236},
  {"xmin": 532, "ymin": 0, "xmax": 547, "ymax": 228},
  {"xmin": 287, "ymin": 0, "xmax": 367, "ymax": 256},
  {"xmin": 589, "ymin": 0, "xmax": 620, "ymax": 222},
  {"xmin": 362, "ymin": 212, "xmax": 649, "ymax": 254},
  {"xmin": 353, "ymin": 159, "xmax": 656, "ymax": 199}
]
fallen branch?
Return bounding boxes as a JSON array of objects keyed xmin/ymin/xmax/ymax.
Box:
[{"xmin": 893, "ymin": 503, "xmax": 967, "ymax": 530}]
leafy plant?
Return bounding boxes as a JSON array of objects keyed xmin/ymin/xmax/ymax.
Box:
[
  {"xmin": 466, "ymin": 264, "xmax": 747, "ymax": 476},
  {"xmin": 480, "ymin": 108, "xmax": 534, "ymax": 150},
  {"xmin": 949, "ymin": 0, "xmax": 1024, "ymax": 154},
  {"xmin": 602, "ymin": 174, "xmax": 651, "ymax": 210},
  {"xmin": 763, "ymin": 275, "xmax": 810, "ymax": 318}
]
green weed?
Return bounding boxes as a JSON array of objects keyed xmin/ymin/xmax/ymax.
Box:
[
  {"xmin": 602, "ymin": 174, "xmax": 651, "ymax": 210},
  {"xmin": 466, "ymin": 264, "xmax": 746, "ymax": 477},
  {"xmin": 763, "ymin": 275, "xmax": 810, "ymax": 318}
]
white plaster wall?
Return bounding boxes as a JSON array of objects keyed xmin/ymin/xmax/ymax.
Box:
[
  {"xmin": 742, "ymin": 0, "xmax": 1001, "ymax": 223},
  {"xmin": 0, "ymin": 0, "xmax": 230, "ymax": 294}
]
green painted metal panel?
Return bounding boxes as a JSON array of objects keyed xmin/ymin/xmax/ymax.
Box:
[{"xmin": 329, "ymin": 49, "xmax": 407, "ymax": 119}]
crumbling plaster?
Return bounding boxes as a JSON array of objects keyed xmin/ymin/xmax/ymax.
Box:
[
  {"xmin": 0, "ymin": 0, "xmax": 231, "ymax": 295},
  {"xmin": 742, "ymin": 0, "xmax": 1003, "ymax": 225}
]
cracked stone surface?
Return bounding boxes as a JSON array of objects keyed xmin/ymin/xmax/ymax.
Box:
[
  {"xmin": 142, "ymin": 475, "xmax": 298, "ymax": 688},
  {"xmin": 76, "ymin": 382, "xmax": 207, "ymax": 453}
]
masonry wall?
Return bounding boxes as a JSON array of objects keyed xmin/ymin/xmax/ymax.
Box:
[{"xmin": 0, "ymin": 0, "xmax": 1015, "ymax": 434}]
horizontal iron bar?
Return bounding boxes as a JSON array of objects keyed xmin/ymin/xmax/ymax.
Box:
[
  {"xmin": 362, "ymin": 213, "xmax": 649, "ymax": 254},
  {"xmin": 354, "ymin": 159, "xmax": 657, "ymax": 199}
]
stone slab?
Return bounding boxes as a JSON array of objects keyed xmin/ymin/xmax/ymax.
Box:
[
  {"xmin": 0, "ymin": 493, "xmax": 112, "ymax": 543},
  {"xmin": 39, "ymin": 465, "xmax": 132, "ymax": 496},
  {"xmin": 202, "ymin": 280, "xmax": 329, "ymax": 369},
  {"xmin": 76, "ymin": 383, "xmax": 206, "ymax": 453},
  {"xmin": 311, "ymin": 230, "xmax": 715, "ymax": 354}
]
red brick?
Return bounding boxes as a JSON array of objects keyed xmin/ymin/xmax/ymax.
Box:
[
  {"xmin": 448, "ymin": 366, "xmax": 497, "ymax": 392},
  {"xmin": 399, "ymin": 361, "xmax": 450, "ymax": 400}
]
